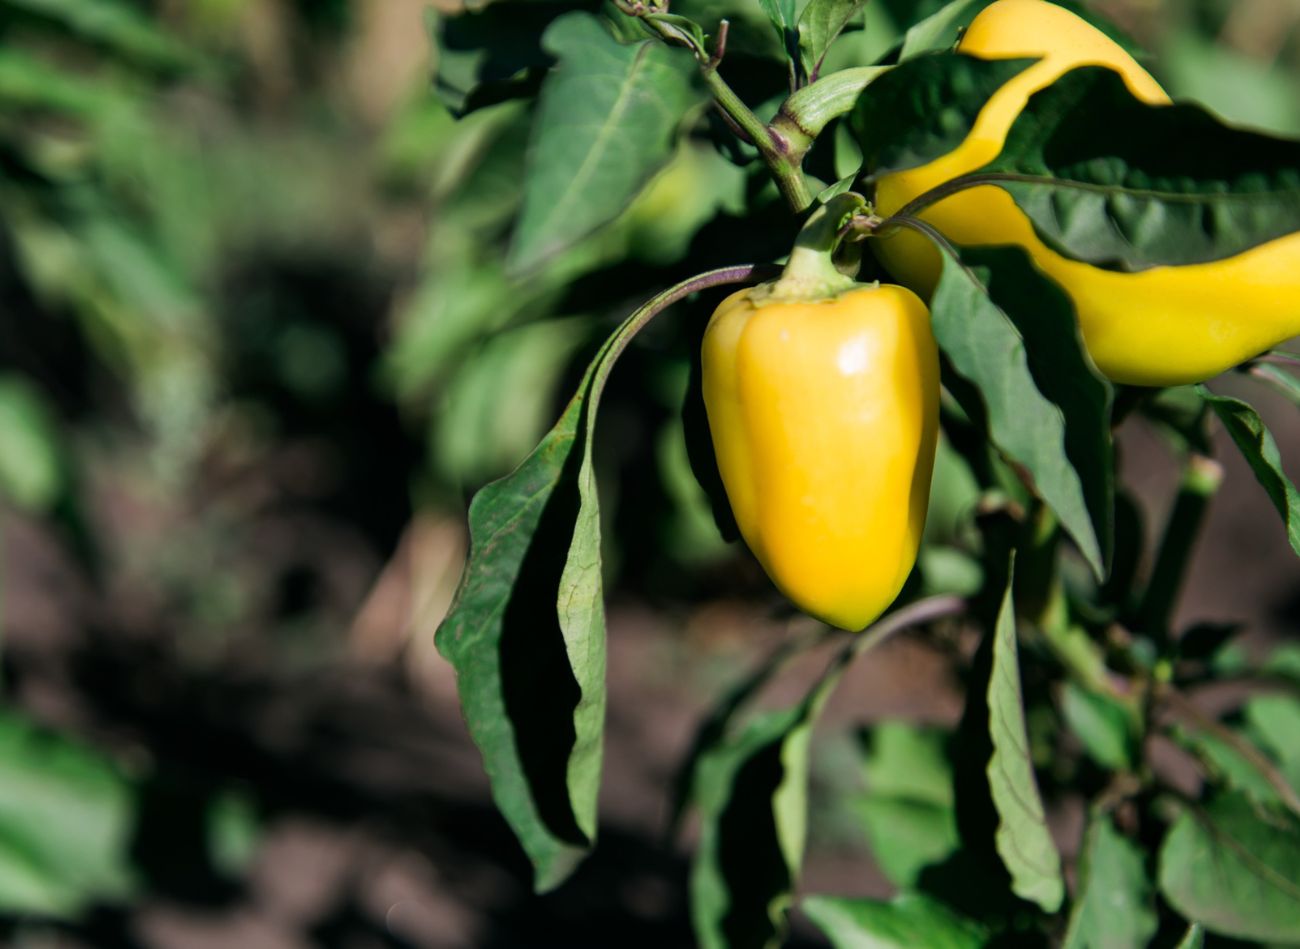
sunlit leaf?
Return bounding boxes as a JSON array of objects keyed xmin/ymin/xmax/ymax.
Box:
[{"xmin": 508, "ymin": 12, "xmax": 705, "ymax": 274}]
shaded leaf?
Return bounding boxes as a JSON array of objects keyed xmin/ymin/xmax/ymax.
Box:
[
  {"xmin": 437, "ymin": 266, "xmax": 762, "ymax": 891},
  {"xmin": 927, "ymin": 239, "xmax": 1113, "ymax": 577},
  {"xmin": 977, "ymin": 67, "xmax": 1300, "ymax": 270},
  {"xmin": 854, "ymin": 53, "xmax": 1034, "ymax": 179},
  {"xmin": 1061, "ymin": 682, "xmax": 1135, "ymax": 772},
  {"xmin": 1174, "ymin": 923, "xmax": 1204, "ymax": 949},
  {"xmin": 1063, "ymin": 813, "xmax": 1157, "ymax": 949},
  {"xmin": 1158, "ymin": 792, "xmax": 1300, "ymax": 942},
  {"xmin": 1198, "ymin": 386, "xmax": 1300, "ymax": 557},
  {"xmin": 508, "ymin": 12, "xmax": 705, "ymax": 273},
  {"xmin": 431, "ymin": 2, "xmax": 569, "ymax": 114},
  {"xmin": 1251, "ymin": 361, "xmax": 1300, "ymax": 408},
  {"xmin": 802, "ymin": 892, "xmax": 986, "ymax": 949},
  {"xmin": 986, "ymin": 560, "xmax": 1064, "ymax": 911},
  {"xmin": 1245, "ymin": 696, "xmax": 1300, "ymax": 794}
]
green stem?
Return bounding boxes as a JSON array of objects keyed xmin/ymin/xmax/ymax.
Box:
[
  {"xmin": 1136, "ymin": 452, "xmax": 1222, "ymax": 639},
  {"xmin": 758, "ymin": 192, "xmax": 866, "ymax": 300},
  {"xmin": 770, "ymin": 67, "xmax": 886, "ymax": 166}
]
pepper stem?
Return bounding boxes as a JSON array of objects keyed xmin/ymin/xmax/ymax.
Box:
[{"xmin": 759, "ymin": 193, "xmax": 867, "ymax": 303}]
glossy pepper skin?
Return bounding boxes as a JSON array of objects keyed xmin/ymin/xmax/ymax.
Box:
[
  {"xmin": 701, "ymin": 282, "xmax": 939, "ymax": 631},
  {"xmin": 873, "ymin": 0, "xmax": 1300, "ymax": 387}
]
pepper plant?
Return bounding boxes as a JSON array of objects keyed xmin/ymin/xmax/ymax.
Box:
[{"xmin": 432, "ymin": 0, "xmax": 1300, "ymax": 945}]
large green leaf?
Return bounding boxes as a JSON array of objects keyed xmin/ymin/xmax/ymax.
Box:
[
  {"xmin": 853, "ymin": 53, "xmax": 1034, "ymax": 180},
  {"xmin": 1158, "ymin": 792, "xmax": 1300, "ymax": 942},
  {"xmin": 1063, "ymin": 813, "xmax": 1157, "ymax": 949},
  {"xmin": 986, "ymin": 561, "xmax": 1064, "ymax": 912},
  {"xmin": 802, "ymin": 893, "xmax": 986, "ymax": 949},
  {"xmin": 508, "ymin": 12, "xmax": 704, "ymax": 274},
  {"xmin": 975, "ymin": 67, "xmax": 1300, "ymax": 271},
  {"xmin": 436, "ymin": 266, "xmax": 762, "ymax": 892},
  {"xmin": 926, "ymin": 240, "xmax": 1113, "ymax": 577},
  {"xmin": 1246, "ymin": 695, "xmax": 1300, "ymax": 794},
  {"xmin": 1198, "ymin": 387, "xmax": 1300, "ymax": 558},
  {"xmin": 0, "ymin": 710, "xmax": 138, "ymax": 917},
  {"xmin": 896, "ymin": 0, "xmax": 989, "ymax": 61}
]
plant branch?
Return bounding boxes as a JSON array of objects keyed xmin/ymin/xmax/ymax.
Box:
[{"xmin": 1136, "ymin": 452, "xmax": 1222, "ymax": 639}]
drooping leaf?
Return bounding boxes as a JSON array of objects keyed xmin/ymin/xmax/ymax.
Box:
[
  {"xmin": 975, "ymin": 67, "xmax": 1300, "ymax": 271},
  {"xmin": 926, "ymin": 239, "xmax": 1113, "ymax": 577},
  {"xmin": 1198, "ymin": 386, "xmax": 1300, "ymax": 557},
  {"xmin": 803, "ymin": 892, "xmax": 986, "ymax": 949},
  {"xmin": 797, "ymin": 0, "xmax": 867, "ymax": 79},
  {"xmin": 853, "ymin": 53, "xmax": 1035, "ymax": 180},
  {"xmin": 1158, "ymin": 792, "xmax": 1300, "ymax": 942},
  {"xmin": 436, "ymin": 266, "xmax": 763, "ymax": 891},
  {"xmin": 508, "ymin": 12, "xmax": 705, "ymax": 273},
  {"xmin": 986, "ymin": 560, "xmax": 1064, "ymax": 912},
  {"xmin": 757, "ymin": 0, "xmax": 799, "ymax": 67},
  {"xmin": 1063, "ymin": 813, "xmax": 1158, "ymax": 949}
]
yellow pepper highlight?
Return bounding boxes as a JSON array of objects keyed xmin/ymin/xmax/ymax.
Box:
[
  {"xmin": 872, "ymin": 0, "xmax": 1300, "ymax": 387},
  {"xmin": 701, "ymin": 282, "xmax": 939, "ymax": 631}
]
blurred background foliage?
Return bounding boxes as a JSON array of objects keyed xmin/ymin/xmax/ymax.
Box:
[{"xmin": 0, "ymin": 0, "xmax": 1297, "ymax": 945}]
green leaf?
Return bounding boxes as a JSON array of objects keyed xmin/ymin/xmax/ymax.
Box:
[
  {"xmin": 0, "ymin": 710, "xmax": 138, "ymax": 917},
  {"xmin": 1063, "ymin": 813, "xmax": 1158, "ymax": 949},
  {"xmin": 986, "ymin": 559, "xmax": 1064, "ymax": 912},
  {"xmin": 896, "ymin": 0, "xmax": 989, "ymax": 61},
  {"xmin": 436, "ymin": 267, "xmax": 760, "ymax": 892},
  {"xmin": 0, "ymin": 376, "xmax": 67, "ymax": 513},
  {"xmin": 927, "ymin": 240, "xmax": 1113, "ymax": 577},
  {"xmin": 797, "ymin": 0, "xmax": 867, "ymax": 79},
  {"xmin": 857, "ymin": 722, "xmax": 961, "ymax": 883},
  {"xmin": 856, "ymin": 722, "xmax": 959, "ymax": 886},
  {"xmin": 4, "ymin": 0, "xmax": 193, "ymax": 71},
  {"xmin": 1171, "ymin": 724, "xmax": 1289, "ymax": 809},
  {"xmin": 1061, "ymin": 682, "xmax": 1135, "ymax": 772},
  {"xmin": 976, "ymin": 67, "xmax": 1300, "ymax": 271},
  {"xmin": 432, "ymin": 3, "xmax": 567, "ymax": 114},
  {"xmin": 1198, "ymin": 387, "xmax": 1300, "ymax": 557},
  {"xmin": 688, "ymin": 600, "xmax": 947, "ymax": 947},
  {"xmin": 757, "ymin": 0, "xmax": 799, "ymax": 61},
  {"xmin": 802, "ymin": 892, "xmax": 986, "ymax": 949},
  {"xmin": 508, "ymin": 13, "xmax": 704, "ymax": 273},
  {"xmin": 1158, "ymin": 792, "xmax": 1300, "ymax": 942},
  {"xmin": 857, "ymin": 798, "xmax": 960, "ymax": 889},
  {"xmin": 853, "ymin": 53, "xmax": 1035, "ymax": 180},
  {"xmin": 1245, "ymin": 696, "xmax": 1300, "ymax": 794}
]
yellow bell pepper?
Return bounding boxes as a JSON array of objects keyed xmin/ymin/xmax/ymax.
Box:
[
  {"xmin": 701, "ymin": 274, "xmax": 939, "ymax": 631},
  {"xmin": 872, "ymin": 0, "xmax": 1300, "ymax": 387}
]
